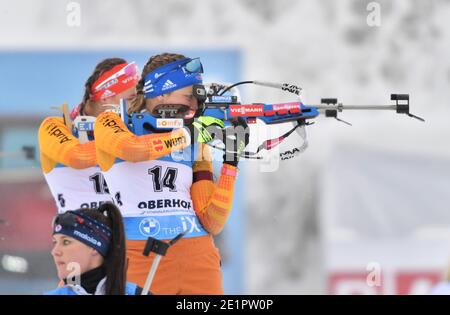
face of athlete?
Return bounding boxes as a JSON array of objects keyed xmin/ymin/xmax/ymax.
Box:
[
  {"xmin": 84, "ymin": 87, "xmax": 137, "ymax": 117},
  {"xmin": 145, "ymin": 85, "xmax": 198, "ymax": 119},
  {"xmin": 51, "ymin": 234, "xmax": 103, "ymax": 280}
]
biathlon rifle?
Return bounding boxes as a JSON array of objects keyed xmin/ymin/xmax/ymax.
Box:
[{"xmin": 111, "ymin": 80, "xmax": 424, "ymax": 159}]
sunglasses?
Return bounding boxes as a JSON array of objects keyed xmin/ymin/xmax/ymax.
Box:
[
  {"xmin": 153, "ymin": 58, "xmax": 203, "ymax": 82},
  {"xmin": 183, "ymin": 58, "xmax": 203, "ymax": 74},
  {"xmin": 94, "ymin": 62, "xmax": 138, "ymax": 92}
]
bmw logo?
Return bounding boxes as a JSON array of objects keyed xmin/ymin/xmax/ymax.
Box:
[{"xmin": 139, "ymin": 218, "xmax": 160, "ymax": 237}]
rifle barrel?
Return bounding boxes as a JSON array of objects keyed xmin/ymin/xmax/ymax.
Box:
[{"xmin": 314, "ymin": 104, "xmax": 397, "ymax": 111}]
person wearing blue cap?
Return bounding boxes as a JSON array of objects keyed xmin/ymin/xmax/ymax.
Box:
[
  {"xmin": 94, "ymin": 53, "xmax": 249, "ymax": 294},
  {"xmin": 45, "ymin": 202, "xmax": 144, "ymax": 295}
]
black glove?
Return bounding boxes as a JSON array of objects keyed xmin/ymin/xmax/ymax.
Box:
[{"xmin": 223, "ymin": 117, "xmax": 250, "ymax": 167}]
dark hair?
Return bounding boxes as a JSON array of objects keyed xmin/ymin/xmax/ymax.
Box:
[
  {"xmin": 128, "ymin": 53, "xmax": 186, "ymax": 114},
  {"xmin": 78, "ymin": 202, "xmax": 126, "ymax": 295},
  {"xmin": 80, "ymin": 58, "xmax": 127, "ymax": 115}
]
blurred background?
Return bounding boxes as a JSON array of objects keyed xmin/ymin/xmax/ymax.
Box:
[{"xmin": 1, "ymin": 0, "xmax": 450, "ymax": 294}]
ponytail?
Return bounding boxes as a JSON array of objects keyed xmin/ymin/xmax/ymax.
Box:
[
  {"xmin": 79, "ymin": 202, "xmax": 126, "ymax": 295},
  {"xmin": 99, "ymin": 202, "xmax": 126, "ymax": 295}
]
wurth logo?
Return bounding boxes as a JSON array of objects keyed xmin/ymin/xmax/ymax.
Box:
[
  {"xmin": 229, "ymin": 105, "xmax": 264, "ymax": 117},
  {"xmin": 152, "ymin": 139, "xmax": 164, "ymax": 152},
  {"xmin": 163, "ymin": 136, "xmax": 187, "ymax": 149}
]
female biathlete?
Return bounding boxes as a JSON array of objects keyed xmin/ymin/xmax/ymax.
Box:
[
  {"xmin": 38, "ymin": 58, "xmax": 139, "ymax": 213},
  {"xmin": 45, "ymin": 202, "xmax": 143, "ymax": 295},
  {"xmin": 94, "ymin": 53, "xmax": 248, "ymax": 294}
]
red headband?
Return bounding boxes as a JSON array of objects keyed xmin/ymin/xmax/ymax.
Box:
[{"xmin": 90, "ymin": 62, "xmax": 139, "ymax": 101}]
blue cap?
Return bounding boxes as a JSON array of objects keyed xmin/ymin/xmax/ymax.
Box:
[
  {"xmin": 52, "ymin": 210, "xmax": 112, "ymax": 257},
  {"xmin": 143, "ymin": 58, "xmax": 203, "ymax": 99}
]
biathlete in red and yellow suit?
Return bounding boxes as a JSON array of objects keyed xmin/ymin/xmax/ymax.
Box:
[
  {"xmin": 94, "ymin": 53, "xmax": 248, "ymax": 294},
  {"xmin": 38, "ymin": 58, "xmax": 140, "ymax": 213}
]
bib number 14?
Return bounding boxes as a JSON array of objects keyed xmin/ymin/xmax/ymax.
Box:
[{"xmin": 148, "ymin": 166, "xmax": 178, "ymax": 192}]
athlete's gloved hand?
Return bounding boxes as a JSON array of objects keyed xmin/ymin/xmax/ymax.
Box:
[
  {"xmin": 185, "ymin": 116, "xmax": 225, "ymax": 144},
  {"xmin": 223, "ymin": 117, "xmax": 250, "ymax": 167}
]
